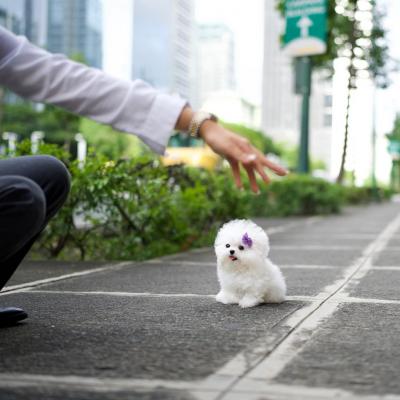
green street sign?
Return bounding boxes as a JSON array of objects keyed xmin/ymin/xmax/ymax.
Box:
[
  {"xmin": 284, "ymin": 0, "xmax": 327, "ymax": 57},
  {"xmin": 388, "ymin": 140, "xmax": 400, "ymax": 159}
]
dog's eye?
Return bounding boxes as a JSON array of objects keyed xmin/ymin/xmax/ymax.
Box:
[
  {"xmin": 238, "ymin": 245, "xmax": 244, "ymax": 250},
  {"xmin": 226, "ymin": 244, "xmax": 230, "ymax": 248}
]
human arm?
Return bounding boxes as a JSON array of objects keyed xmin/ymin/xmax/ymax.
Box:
[{"xmin": 0, "ymin": 26, "xmax": 186, "ymax": 154}]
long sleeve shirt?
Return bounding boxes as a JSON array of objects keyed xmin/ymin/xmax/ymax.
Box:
[{"xmin": 0, "ymin": 26, "xmax": 187, "ymax": 154}]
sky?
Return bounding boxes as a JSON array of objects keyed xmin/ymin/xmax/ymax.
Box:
[{"xmin": 102, "ymin": 0, "xmax": 134, "ymax": 80}]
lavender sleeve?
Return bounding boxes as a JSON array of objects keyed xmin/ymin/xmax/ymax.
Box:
[{"xmin": 0, "ymin": 26, "xmax": 187, "ymax": 154}]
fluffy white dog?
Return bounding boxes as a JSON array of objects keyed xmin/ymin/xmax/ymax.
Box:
[{"xmin": 214, "ymin": 219, "xmax": 286, "ymax": 308}]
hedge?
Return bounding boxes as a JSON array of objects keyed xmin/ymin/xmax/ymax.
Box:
[{"xmin": 4, "ymin": 141, "xmax": 391, "ymax": 261}]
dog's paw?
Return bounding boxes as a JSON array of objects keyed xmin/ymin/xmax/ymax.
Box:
[
  {"xmin": 239, "ymin": 296, "xmax": 261, "ymax": 308},
  {"xmin": 216, "ymin": 291, "xmax": 238, "ymax": 304}
]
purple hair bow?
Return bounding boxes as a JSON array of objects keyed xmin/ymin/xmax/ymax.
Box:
[{"xmin": 242, "ymin": 232, "xmax": 253, "ymax": 248}]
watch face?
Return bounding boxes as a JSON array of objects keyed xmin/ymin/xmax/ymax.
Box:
[{"xmin": 210, "ymin": 113, "xmax": 218, "ymax": 122}]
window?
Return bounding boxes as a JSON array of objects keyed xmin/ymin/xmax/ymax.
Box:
[
  {"xmin": 324, "ymin": 94, "xmax": 333, "ymax": 108},
  {"xmin": 323, "ymin": 113, "xmax": 332, "ymax": 127}
]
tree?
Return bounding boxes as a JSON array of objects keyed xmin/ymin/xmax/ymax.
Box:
[
  {"xmin": 1, "ymin": 102, "xmax": 80, "ymax": 151},
  {"xmin": 277, "ymin": 0, "xmax": 391, "ymax": 183},
  {"xmin": 333, "ymin": 0, "xmax": 390, "ymax": 183},
  {"xmin": 79, "ymin": 118, "xmax": 149, "ymax": 160}
]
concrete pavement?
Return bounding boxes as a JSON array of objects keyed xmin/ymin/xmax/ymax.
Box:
[{"xmin": 1, "ymin": 202, "xmax": 400, "ymax": 399}]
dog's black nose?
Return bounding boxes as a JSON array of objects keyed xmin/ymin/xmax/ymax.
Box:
[{"xmin": 230, "ymin": 249, "xmax": 235, "ymax": 255}]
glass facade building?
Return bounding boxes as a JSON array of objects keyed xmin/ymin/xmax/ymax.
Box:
[
  {"xmin": 195, "ymin": 24, "xmax": 235, "ymax": 107},
  {"xmin": 0, "ymin": 0, "xmax": 47, "ymax": 45},
  {"xmin": 132, "ymin": 0, "xmax": 193, "ymax": 99},
  {"xmin": 47, "ymin": 0, "xmax": 102, "ymax": 68},
  {"xmin": 0, "ymin": 0, "xmax": 102, "ymax": 68}
]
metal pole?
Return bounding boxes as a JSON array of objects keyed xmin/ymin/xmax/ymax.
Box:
[{"xmin": 298, "ymin": 56, "xmax": 312, "ymax": 173}]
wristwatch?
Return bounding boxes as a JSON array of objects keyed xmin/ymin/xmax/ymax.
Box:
[{"xmin": 188, "ymin": 111, "xmax": 218, "ymax": 138}]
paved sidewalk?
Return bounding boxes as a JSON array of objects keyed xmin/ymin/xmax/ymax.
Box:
[{"xmin": 1, "ymin": 203, "xmax": 400, "ymax": 399}]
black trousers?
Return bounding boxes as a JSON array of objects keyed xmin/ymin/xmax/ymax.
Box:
[{"xmin": 0, "ymin": 155, "xmax": 71, "ymax": 291}]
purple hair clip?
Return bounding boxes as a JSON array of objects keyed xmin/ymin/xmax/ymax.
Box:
[{"xmin": 242, "ymin": 232, "xmax": 253, "ymax": 248}]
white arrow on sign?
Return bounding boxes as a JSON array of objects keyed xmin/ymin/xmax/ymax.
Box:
[{"xmin": 297, "ymin": 16, "xmax": 313, "ymax": 38}]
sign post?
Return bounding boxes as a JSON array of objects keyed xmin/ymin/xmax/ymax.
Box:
[{"xmin": 284, "ymin": 0, "xmax": 327, "ymax": 173}]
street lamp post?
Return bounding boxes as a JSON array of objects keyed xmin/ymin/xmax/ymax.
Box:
[{"xmin": 297, "ymin": 56, "xmax": 312, "ymax": 173}]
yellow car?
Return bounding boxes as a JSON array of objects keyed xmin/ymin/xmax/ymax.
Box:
[{"xmin": 161, "ymin": 134, "xmax": 221, "ymax": 170}]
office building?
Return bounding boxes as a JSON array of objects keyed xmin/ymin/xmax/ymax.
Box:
[
  {"xmin": 0, "ymin": 0, "xmax": 47, "ymax": 45},
  {"xmin": 47, "ymin": 0, "xmax": 102, "ymax": 68},
  {"xmin": 195, "ymin": 23, "xmax": 235, "ymax": 108},
  {"xmin": 131, "ymin": 0, "xmax": 194, "ymax": 100}
]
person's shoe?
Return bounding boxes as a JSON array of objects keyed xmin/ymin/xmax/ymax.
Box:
[{"xmin": 0, "ymin": 307, "xmax": 28, "ymax": 327}]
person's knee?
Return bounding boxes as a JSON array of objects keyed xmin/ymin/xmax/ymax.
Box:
[
  {"xmin": 4, "ymin": 176, "xmax": 46, "ymax": 235},
  {"xmin": 36, "ymin": 155, "xmax": 71, "ymax": 202},
  {"xmin": 0, "ymin": 176, "xmax": 46, "ymax": 262}
]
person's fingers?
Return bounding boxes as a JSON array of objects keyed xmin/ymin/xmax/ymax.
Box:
[
  {"xmin": 228, "ymin": 145, "xmax": 266, "ymax": 191},
  {"xmin": 254, "ymin": 162, "xmax": 270, "ymax": 184},
  {"xmin": 260, "ymin": 156, "xmax": 288, "ymax": 176},
  {"xmin": 238, "ymin": 137, "xmax": 253, "ymax": 152},
  {"xmin": 238, "ymin": 140, "xmax": 288, "ymax": 176},
  {"xmin": 217, "ymin": 135, "xmax": 286, "ymax": 191},
  {"xmin": 237, "ymin": 141, "xmax": 286, "ymax": 176},
  {"xmin": 243, "ymin": 164, "xmax": 259, "ymax": 193},
  {"xmin": 228, "ymin": 145, "xmax": 257, "ymax": 165},
  {"xmin": 227, "ymin": 158, "xmax": 243, "ymax": 189}
]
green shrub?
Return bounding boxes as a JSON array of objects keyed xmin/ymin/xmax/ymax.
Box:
[
  {"xmin": 4, "ymin": 140, "xmax": 391, "ymax": 261},
  {"xmin": 243, "ymin": 174, "xmax": 344, "ymax": 217},
  {"xmin": 342, "ymin": 186, "xmax": 371, "ymax": 204},
  {"xmin": 342, "ymin": 185, "xmax": 393, "ymax": 204},
  {"xmin": 22, "ymin": 144, "xmax": 247, "ymax": 260}
]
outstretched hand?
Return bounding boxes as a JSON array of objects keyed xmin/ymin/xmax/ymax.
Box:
[
  {"xmin": 200, "ymin": 120, "xmax": 288, "ymax": 193},
  {"xmin": 174, "ymin": 106, "xmax": 288, "ymax": 193}
]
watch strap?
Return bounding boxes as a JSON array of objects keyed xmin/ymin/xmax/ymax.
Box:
[{"xmin": 188, "ymin": 111, "xmax": 218, "ymax": 138}]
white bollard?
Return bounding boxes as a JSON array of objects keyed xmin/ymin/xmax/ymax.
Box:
[
  {"xmin": 31, "ymin": 131, "xmax": 45, "ymax": 154},
  {"xmin": 75, "ymin": 133, "xmax": 87, "ymax": 169},
  {"xmin": 2, "ymin": 132, "xmax": 18, "ymax": 156}
]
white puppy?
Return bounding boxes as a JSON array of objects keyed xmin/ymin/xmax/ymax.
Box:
[{"xmin": 214, "ymin": 219, "xmax": 286, "ymax": 308}]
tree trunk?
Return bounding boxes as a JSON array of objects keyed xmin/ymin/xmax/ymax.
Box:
[
  {"xmin": 336, "ymin": 62, "xmax": 354, "ymax": 184},
  {"xmin": 336, "ymin": 0, "xmax": 359, "ymax": 184}
]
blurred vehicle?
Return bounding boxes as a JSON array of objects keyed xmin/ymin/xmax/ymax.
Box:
[{"xmin": 161, "ymin": 133, "xmax": 222, "ymax": 170}]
